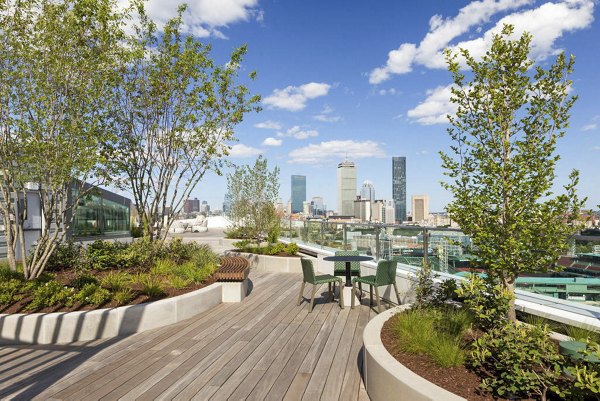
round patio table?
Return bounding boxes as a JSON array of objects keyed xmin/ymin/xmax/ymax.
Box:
[{"xmin": 323, "ymin": 255, "xmax": 373, "ymax": 287}]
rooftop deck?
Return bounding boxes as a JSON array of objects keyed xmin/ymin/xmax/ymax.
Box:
[{"xmin": 0, "ymin": 271, "xmax": 373, "ymax": 400}]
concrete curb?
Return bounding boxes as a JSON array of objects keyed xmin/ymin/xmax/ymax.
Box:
[
  {"xmin": 223, "ymin": 251, "xmax": 302, "ymax": 273},
  {"xmin": 363, "ymin": 305, "xmax": 466, "ymax": 401},
  {"xmin": 0, "ymin": 283, "xmax": 223, "ymax": 345}
]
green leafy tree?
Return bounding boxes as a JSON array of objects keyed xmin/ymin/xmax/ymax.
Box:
[
  {"xmin": 0, "ymin": 0, "xmax": 124, "ymax": 278},
  {"xmin": 441, "ymin": 25, "xmax": 585, "ymax": 321},
  {"xmin": 226, "ymin": 155, "xmax": 280, "ymax": 244},
  {"xmin": 111, "ymin": 3, "xmax": 260, "ymax": 241}
]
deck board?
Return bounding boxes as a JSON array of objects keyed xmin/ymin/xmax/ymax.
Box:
[{"xmin": 0, "ymin": 270, "xmax": 372, "ymax": 400}]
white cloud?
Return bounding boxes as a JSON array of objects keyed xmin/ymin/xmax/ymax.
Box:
[
  {"xmin": 407, "ymin": 85, "xmax": 457, "ymax": 125},
  {"xmin": 228, "ymin": 143, "xmax": 262, "ymax": 158},
  {"xmin": 124, "ymin": 0, "xmax": 261, "ymax": 38},
  {"xmin": 416, "ymin": 150, "xmax": 430, "ymax": 155},
  {"xmin": 594, "ymin": 146, "xmax": 600, "ymax": 151},
  {"xmin": 582, "ymin": 123, "xmax": 598, "ymax": 131},
  {"xmin": 369, "ymin": 0, "xmax": 594, "ymax": 84},
  {"xmin": 313, "ymin": 105, "xmax": 341, "ymax": 122},
  {"xmin": 254, "ymin": 120, "xmax": 282, "ymax": 130},
  {"xmin": 288, "ymin": 140, "xmax": 386, "ymax": 164},
  {"xmin": 276, "ymin": 126, "xmax": 319, "ymax": 140},
  {"xmin": 262, "ymin": 137, "xmax": 282, "ymax": 146},
  {"xmin": 263, "ymin": 82, "xmax": 331, "ymax": 111},
  {"xmin": 378, "ymin": 88, "xmax": 398, "ymax": 96}
]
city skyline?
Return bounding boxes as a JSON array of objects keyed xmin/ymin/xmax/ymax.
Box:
[{"xmin": 161, "ymin": 0, "xmax": 599, "ymax": 212}]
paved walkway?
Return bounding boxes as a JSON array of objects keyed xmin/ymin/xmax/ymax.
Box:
[{"xmin": 0, "ymin": 272, "xmax": 374, "ymax": 400}]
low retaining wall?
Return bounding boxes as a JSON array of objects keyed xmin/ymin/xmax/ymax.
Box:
[
  {"xmin": 223, "ymin": 251, "xmax": 302, "ymax": 273},
  {"xmin": 363, "ymin": 305, "xmax": 465, "ymax": 401},
  {"xmin": 0, "ymin": 282, "xmax": 225, "ymax": 345}
]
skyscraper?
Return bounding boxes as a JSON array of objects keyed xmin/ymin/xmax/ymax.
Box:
[
  {"xmin": 392, "ymin": 157, "xmax": 406, "ymax": 223},
  {"xmin": 360, "ymin": 180, "xmax": 375, "ymax": 201},
  {"xmin": 411, "ymin": 194, "xmax": 429, "ymax": 224},
  {"xmin": 291, "ymin": 175, "xmax": 306, "ymax": 213},
  {"xmin": 337, "ymin": 160, "xmax": 356, "ymax": 215}
]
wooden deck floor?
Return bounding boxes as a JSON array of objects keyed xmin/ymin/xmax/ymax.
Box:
[{"xmin": 0, "ymin": 272, "xmax": 375, "ymax": 400}]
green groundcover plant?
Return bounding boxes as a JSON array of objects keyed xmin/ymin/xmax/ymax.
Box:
[{"xmin": 0, "ymin": 238, "xmax": 220, "ymax": 312}]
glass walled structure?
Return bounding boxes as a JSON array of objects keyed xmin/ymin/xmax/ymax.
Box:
[{"xmin": 72, "ymin": 186, "xmax": 131, "ymax": 238}]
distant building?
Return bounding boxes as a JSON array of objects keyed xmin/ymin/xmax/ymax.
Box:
[
  {"xmin": 311, "ymin": 196, "xmax": 325, "ymax": 216},
  {"xmin": 302, "ymin": 201, "xmax": 310, "ymax": 215},
  {"xmin": 392, "ymin": 157, "xmax": 406, "ymax": 223},
  {"xmin": 337, "ymin": 160, "xmax": 356, "ymax": 216},
  {"xmin": 223, "ymin": 193, "xmax": 232, "ymax": 215},
  {"xmin": 371, "ymin": 200, "xmax": 385, "ymax": 222},
  {"xmin": 354, "ymin": 196, "xmax": 372, "ymax": 222},
  {"xmin": 360, "ymin": 181, "xmax": 375, "ymax": 201},
  {"xmin": 384, "ymin": 200, "xmax": 395, "ymax": 224},
  {"xmin": 200, "ymin": 200, "xmax": 209, "ymax": 215},
  {"xmin": 411, "ymin": 194, "xmax": 429, "ymax": 224},
  {"xmin": 184, "ymin": 197, "xmax": 200, "ymax": 214},
  {"xmin": 291, "ymin": 175, "xmax": 306, "ymax": 213}
]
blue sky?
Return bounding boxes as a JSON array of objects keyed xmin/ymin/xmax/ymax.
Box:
[{"xmin": 142, "ymin": 0, "xmax": 599, "ymax": 213}]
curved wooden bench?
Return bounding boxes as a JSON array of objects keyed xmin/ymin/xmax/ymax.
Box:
[{"xmin": 216, "ymin": 256, "xmax": 250, "ymax": 282}]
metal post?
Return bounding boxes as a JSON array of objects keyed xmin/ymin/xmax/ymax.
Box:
[
  {"xmin": 343, "ymin": 223, "xmax": 347, "ymax": 250},
  {"xmin": 375, "ymin": 225, "xmax": 381, "ymax": 261},
  {"xmin": 423, "ymin": 228, "xmax": 429, "ymax": 268}
]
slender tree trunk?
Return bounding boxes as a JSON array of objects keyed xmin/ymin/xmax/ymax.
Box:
[{"xmin": 504, "ymin": 278, "xmax": 517, "ymax": 323}]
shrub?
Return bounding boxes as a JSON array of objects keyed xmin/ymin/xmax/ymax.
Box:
[
  {"xmin": 113, "ymin": 289, "xmax": 134, "ymax": 306},
  {"xmin": 470, "ymin": 323, "xmax": 565, "ymax": 400},
  {"xmin": 167, "ymin": 238, "xmax": 197, "ymax": 263},
  {"xmin": 86, "ymin": 240, "xmax": 128, "ymax": 270},
  {"xmin": 25, "ymin": 281, "xmax": 74, "ymax": 311},
  {"xmin": 285, "ymin": 242, "xmax": 299, "ymax": 255},
  {"xmin": 456, "ymin": 273, "xmax": 513, "ymax": 330},
  {"xmin": 125, "ymin": 237, "xmax": 165, "ymax": 267},
  {"xmin": 189, "ymin": 244, "xmax": 220, "ymax": 272},
  {"xmin": 268, "ymin": 242, "xmax": 286, "ymax": 255},
  {"xmin": 566, "ymin": 339, "xmax": 600, "ymax": 398},
  {"xmin": 414, "ymin": 264, "xmax": 436, "ymax": 308},
  {"xmin": 130, "ymin": 226, "xmax": 144, "ymax": 238},
  {"xmin": 224, "ymin": 225, "xmax": 253, "ymax": 240},
  {"xmin": 0, "ymin": 279, "xmax": 25, "ymax": 305},
  {"xmin": 69, "ymin": 274, "xmax": 99, "ymax": 289},
  {"xmin": 100, "ymin": 271, "xmax": 131, "ymax": 291},
  {"xmin": 46, "ymin": 241, "xmax": 85, "ymax": 271},
  {"xmin": 73, "ymin": 283, "xmax": 110, "ymax": 305},
  {"xmin": 0, "ymin": 265, "xmax": 24, "ymax": 281},
  {"xmin": 433, "ymin": 279, "xmax": 459, "ymax": 305}
]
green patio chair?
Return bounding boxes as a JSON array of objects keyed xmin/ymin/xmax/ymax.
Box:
[
  {"xmin": 333, "ymin": 250, "xmax": 362, "ymax": 294},
  {"xmin": 298, "ymin": 258, "xmax": 344, "ymax": 312},
  {"xmin": 351, "ymin": 260, "xmax": 401, "ymax": 313}
]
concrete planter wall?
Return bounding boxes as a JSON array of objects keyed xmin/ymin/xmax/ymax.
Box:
[
  {"xmin": 363, "ymin": 305, "xmax": 466, "ymax": 401},
  {"xmin": 0, "ymin": 282, "xmax": 225, "ymax": 345},
  {"xmin": 224, "ymin": 251, "xmax": 302, "ymax": 273}
]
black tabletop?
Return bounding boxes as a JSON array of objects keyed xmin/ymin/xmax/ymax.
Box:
[{"xmin": 323, "ymin": 255, "xmax": 373, "ymax": 262}]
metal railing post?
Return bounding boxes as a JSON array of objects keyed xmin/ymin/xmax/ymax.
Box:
[
  {"xmin": 423, "ymin": 228, "xmax": 429, "ymax": 268},
  {"xmin": 343, "ymin": 223, "xmax": 347, "ymax": 250},
  {"xmin": 375, "ymin": 224, "xmax": 381, "ymax": 261}
]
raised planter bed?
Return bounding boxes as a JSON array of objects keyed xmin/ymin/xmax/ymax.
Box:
[
  {"xmin": 363, "ymin": 305, "xmax": 465, "ymax": 401},
  {"xmin": 223, "ymin": 251, "xmax": 302, "ymax": 273},
  {"xmin": 0, "ymin": 282, "xmax": 224, "ymax": 345}
]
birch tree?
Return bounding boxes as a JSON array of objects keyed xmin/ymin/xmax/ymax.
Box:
[
  {"xmin": 112, "ymin": 4, "xmax": 260, "ymax": 241},
  {"xmin": 441, "ymin": 25, "xmax": 585, "ymax": 322},
  {"xmin": 0, "ymin": 0, "xmax": 124, "ymax": 278}
]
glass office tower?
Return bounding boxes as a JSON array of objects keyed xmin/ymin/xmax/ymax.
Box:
[
  {"xmin": 291, "ymin": 175, "xmax": 306, "ymax": 213},
  {"xmin": 392, "ymin": 156, "xmax": 406, "ymax": 223}
]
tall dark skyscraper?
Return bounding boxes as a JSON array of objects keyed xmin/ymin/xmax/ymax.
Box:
[
  {"xmin": 291, "ymin": 175, "xmax": 306, "ymax": 213},
  {"xmin": 392, "ymin": 157, "xmax": 406, "ymax": 223}
]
